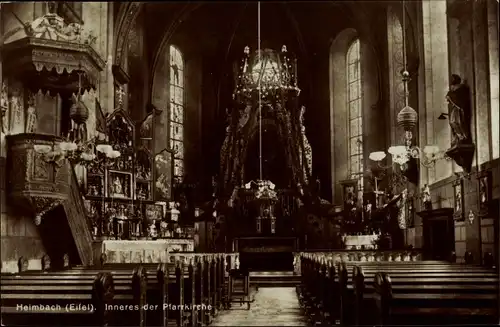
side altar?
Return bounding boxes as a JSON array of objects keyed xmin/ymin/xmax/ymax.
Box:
[
  {"xmin": 82, "ymin": 104, "xmax": 195, "ymax": 261},
  {"xmin": 102, "ymin": 239, "xmax": 194, "ymax": 264}
]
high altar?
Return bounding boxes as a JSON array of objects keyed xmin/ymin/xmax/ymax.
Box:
[{"xmin": 217, "ymin": 46, "xmax": 315, "ymax": 270}]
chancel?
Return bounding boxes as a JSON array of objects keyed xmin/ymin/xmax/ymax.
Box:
[{"xmin": 0, "ymin": 1, "xmax": 499, "ymax": 326}]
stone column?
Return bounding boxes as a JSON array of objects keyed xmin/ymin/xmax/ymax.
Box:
[
  {"xmin": 471, "ymin": 0, "xmax": 491, "ymax": 166},
  {"xmin": 387, "ymin": 7, "xmax": 405, "ymax": 147},
  {"xmin": 106, "ymin": 2, "xmax": 115, "ymax": 115},
  {"xmin": 360, "ymin": 41, "xmax": 384, "ymax": 193},
  {"xmin": 421, "ymin": 0, "xmax": 450, "ymax": 184},
  {"xmin": 487, "ymin": 0, "xmax": 499, "ymax": 160},
  {"xmin": 151, "ymin": 46, "xmax": 170, "ymax": 155}
]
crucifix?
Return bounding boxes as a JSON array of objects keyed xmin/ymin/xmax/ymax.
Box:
[
  {"xmin": 373, "ymin": 178, "xmax": 385, "ymax": 209},
  {"xmin": 116, "ymin": 85, "xmax": 126, "ymax": 107}
]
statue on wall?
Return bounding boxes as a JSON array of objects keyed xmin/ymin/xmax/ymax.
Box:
[
  {"xmin": 0, "ymin": 81, "xmax": 8, "ymax": 134},
  {"xmin": 25, "ymin": 91, "xmax": 37, "ymax": 133},
  {"xmin": 446, "ymin": 74, "xmax": 472, "ymax": 148},
  {"xmin": 299, "ymin": 106, "xmax": 312, "ymax": 182},
  {"xmin": 113, "ymin": 176, "xmax": 124, "ymax": 196},
  {"xmin": 421, "ymin": 184, "xmax": 432, "ymax": 211},
  {"xmin": 9, "ymin": 85, "xmax": 24, "ymax": 135}
]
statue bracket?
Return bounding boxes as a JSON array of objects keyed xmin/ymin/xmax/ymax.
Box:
[
  {"xmin": 445, "ymin": 143, "xmax": 475, "ymax": 173},
  {"xmin": 1, "ymin": 37, "xmax": 105, "ymax": 96},
  {"xmin": 31, "ymin": 196, "xmax": 64, "ymax": 225}
]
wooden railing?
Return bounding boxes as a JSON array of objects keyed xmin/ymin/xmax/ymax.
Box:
[{"xmin": 62, "ymin": 162, "xmax": 94, "ymax": 266}]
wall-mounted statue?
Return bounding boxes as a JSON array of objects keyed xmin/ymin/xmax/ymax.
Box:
[
  {"xmin": 446, "ymin": 74, "xmax": 472, "ymax": 148},
  {"xmin": 421, "ymin": 184, "xmax": 432, "ymax": 211},
  {"xmin": 444, "ymin": 74, "xmax": 475, "ymax": 172}
]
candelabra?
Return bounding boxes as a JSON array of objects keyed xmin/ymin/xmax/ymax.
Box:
[
  {"xmin": 369, "ymin": 0, "xmax": 449, "ymax": 175},
  {"xmin": 244, "ymin": 179, "xmax": 278, "ymax": 201},
  {"xmin": 34, "ymin": 140, "xmax": 120, "ymax": 167},
  {"xmin": 244, "ymin": 180, "xmax": 278, "ymax": 234}
]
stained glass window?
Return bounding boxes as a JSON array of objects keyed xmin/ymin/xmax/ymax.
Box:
[
  {"xmin": 347, "ymin": 39, "xmax": 363, "ymax": 190},
  {"xmin": 169, "ymin": 45, "xmax": 184, "ymax": 180}
]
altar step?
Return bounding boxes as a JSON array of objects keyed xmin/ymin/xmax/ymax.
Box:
[{"xmin": 244, "ymin": 271, "xmax": 301, "ymax": 288}]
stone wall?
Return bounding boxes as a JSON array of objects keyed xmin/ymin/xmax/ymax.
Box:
[
  {"xmin": 1, "ymin": 2, "xmax": 46, "ymax": 273},
  {"xmin": 0, "ymin": 2, "xmax": 113, "ymax": 272},
  {"xmin": 392, "ymin": 0, "xmax": 499, "ymax": 265}
]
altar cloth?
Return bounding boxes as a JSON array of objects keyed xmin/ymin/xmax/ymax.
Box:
[
  {"xmin": 102, "ymin": 239, "xmax": 195, "ymax": 263},
  {"xmin": 342, "ymin": 234, "xmax": 378, "ymax": 250}
]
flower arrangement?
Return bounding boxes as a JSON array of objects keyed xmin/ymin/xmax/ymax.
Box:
[
  {"xmin": 34, "ymin": 140, "xmax": 120, "ymax": 167},
  {"xmin": 245, "ymin": 179, "xmax": 278, "ymax": 201}
]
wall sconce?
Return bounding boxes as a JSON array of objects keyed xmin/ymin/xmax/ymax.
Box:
[{"xmin": 468, "ymin": 210, "xmax": 475, "ymax": 224}]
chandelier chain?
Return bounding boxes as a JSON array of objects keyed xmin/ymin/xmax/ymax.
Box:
[
  {"xmin": 402, "ymin": 0, "xmax": 409, "ymax": 107},
  {"xmin": 258, "ymin": 1, "xmax": 263, "ymax": 181}
]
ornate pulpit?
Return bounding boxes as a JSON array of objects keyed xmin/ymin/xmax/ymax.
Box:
[{"xmin": 6, "ymin": 134, "xmax": 70, "ymax": 224}]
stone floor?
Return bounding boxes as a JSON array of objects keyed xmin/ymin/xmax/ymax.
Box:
[{"xmin": 211, "ymin": 287, "xmax": 307, "ymax": 326}]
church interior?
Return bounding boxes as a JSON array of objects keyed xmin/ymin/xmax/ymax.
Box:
[{"xmin": 0, "ymin": 1, "xmax": 499, "ymax": 326}]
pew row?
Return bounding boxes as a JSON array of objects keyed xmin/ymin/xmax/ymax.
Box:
[
  {"xmin": 297, "ymin": 254, "xmax": 499, "ymax": 326},
  {"xmin": 1, "ymin": 253, "xmax": 233, "ymax": 327}
]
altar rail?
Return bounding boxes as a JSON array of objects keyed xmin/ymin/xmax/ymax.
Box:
[{"xmin": 292, "ymin": 251, "xmax": 423, "ymax": 275}]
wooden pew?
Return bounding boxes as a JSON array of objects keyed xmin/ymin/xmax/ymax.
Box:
[
  {"xmin": 1, "ymin": 271, "xmax": 114, "ymax": 326},
  {"xmin": 373, "ymin": 271, "xmax": 498, "ymax": 325},
  {"xmin": 298, "ymin": 252, "xmax": 424, "ymax": 324},
  {"xmin": 1, "ymin": 267, "xmax": 151, "ymax": 326},
  {"xmin": 99, "ymin": 253, "xmax": 228, "ymax": 326},
  {"xmin": 1, "ymin": 253, "xmax": 231, "ymax": 327},
  {"xmin": 348, "ymin": 264, "xmax": 499, "ymax": 326},
  {"xmin": 299, "ymin": 253, "xmax": 499, "ymax": 326},
  {"xmin": 298, "ymin": 255, "xmax": 339, "ymax": 325},
  {"xmin": 102, "ymin": 253, "xmax": 226, "ymax": 327},
  {"xmin": 5, "ymin": 262, "xmax": 163, "ymax": 326}
]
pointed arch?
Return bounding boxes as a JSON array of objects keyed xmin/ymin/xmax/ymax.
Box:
[
  {"xmin": 330, "ymin": 28, "xmax": 361, "ymax": 203},
  {"xmin": 168, "ymin": 45, "xmax": 185, "ymax": 180},
  {"xmin": 346, "ymin": 38, "xmax": 363, "ymax": 184}
]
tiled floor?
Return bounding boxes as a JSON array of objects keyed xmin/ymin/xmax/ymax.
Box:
[{"xmin": 211, "ymin": 287, "xmax": 307, "ymax": 326}]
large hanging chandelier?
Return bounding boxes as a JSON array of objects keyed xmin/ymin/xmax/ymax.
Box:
[
  {"xmin": 236, "ymin": 2, "xmax": 281, "ymax": 234},
  {"xmin": 369, "ymin": 0, "xmax": 448, "ymax": 173},
  {"xmin": 233, "ymin": 45, "xmax": 300, "ymax": 102}
]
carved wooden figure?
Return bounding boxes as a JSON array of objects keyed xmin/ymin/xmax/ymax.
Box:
[
  {"xmin": 477, "ymin": 170, "xmax": 492, "ymax": 217},
  {"xmin": 453, "ymin": 178, "xmax": 464, "ymax": 221},
  {"xmin": 17, "ymin": 256, "xmax": 29, "ymax": 273},
  {"xmin": 41, "ymin": 254, "xmax": 51, "ymax": 271}
]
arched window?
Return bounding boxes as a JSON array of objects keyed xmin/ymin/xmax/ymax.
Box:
[
  {"xmin": 169, "ymin": 45, "xmax": 184, "ymax": 179},
  {"xmin": 346, "ymin": 39, "xmax": 363, "ymax": 187}
]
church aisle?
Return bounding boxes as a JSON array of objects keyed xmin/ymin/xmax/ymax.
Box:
[{"xmin": 211, "ymin": 287, "xmax": 307, "ymax": 326}]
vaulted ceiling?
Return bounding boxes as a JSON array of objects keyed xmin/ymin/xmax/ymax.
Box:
[{"xmin": 140, "ymin": 1, "xmax": 388, "ymax": 65}]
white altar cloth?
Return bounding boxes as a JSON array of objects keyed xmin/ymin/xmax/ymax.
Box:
[
  {"xmin": 342, "ymin": 235, "xmax": 378, "ymax": 250},
  {"xmin": 102, "ymin": 239, "xmax": 195, "ymax": 263}
]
